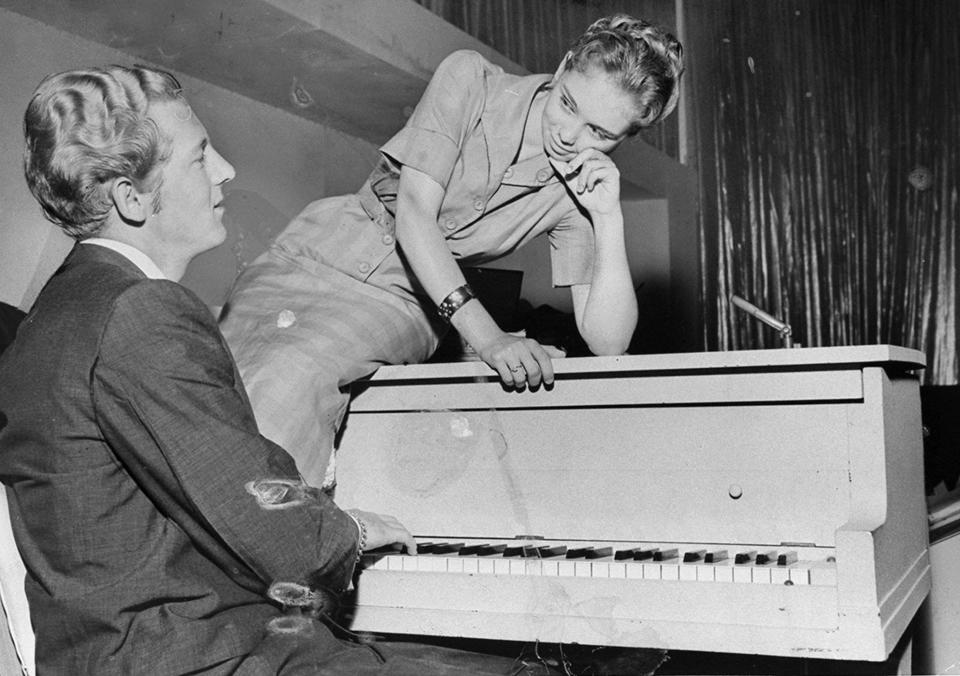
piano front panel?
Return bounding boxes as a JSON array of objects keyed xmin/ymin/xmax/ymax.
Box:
[{"xmin": 337, "ymin": 402, "xmax": 851, "ymax": 547}]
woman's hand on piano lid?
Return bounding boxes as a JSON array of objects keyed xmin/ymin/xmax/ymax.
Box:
[
  {"xmin": 475, "ymin": 332, "xmax": 565, "ymax": 391},
  {"xmin": 349, "ymin": 509, "xmax": 419, "ymax": 555}
]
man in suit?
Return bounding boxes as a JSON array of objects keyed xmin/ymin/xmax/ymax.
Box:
[{"xmin": 0, "ymin": 66, "xmax": 545, "ymax": 675}]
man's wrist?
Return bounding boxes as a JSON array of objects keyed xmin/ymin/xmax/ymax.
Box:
[{"xmin": 344, "ymin": 509, "xmax": 367, "ymax": 563}]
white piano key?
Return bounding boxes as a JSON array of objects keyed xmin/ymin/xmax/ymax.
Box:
[
  {"xmin": 809, "ymin": 562, "xmax": 838, "ymax": 587},
  {"xmin": 679, "ymin": 564, "xmax": 699, "ymax": 581},
  {"xmin": 626, "ymin": 562, "xmax": 644, "ymax": 579},
  {"xmin": 388, "ymin": 555, "xmax": 406, "ymax": 572},
  {"xmin": 541, "ymin": 560, "xmax": 559, "ymax": 576},
  {"xmin": 714, "ymin": 565, "xmax": 734, "ymax": 583},
  {"xmin": 607, "ymin": 562, "xmax": 627, "ymax": 579},
  {"xmin": 509, "ymin": 559, "xmax": 526, "ymax": 575},
  {"xmin": 789, "ymin": 567, "xmax": 811, "ymax": 585},
  {"xmin": 461, "ymin": 558, "xmax": 479, "ymax": 574},
  {"xmin": 695, "ymin": 564, "xmax": 715, "ymax": 582},
  {"xmin": 643, "ymin": 563, "xmax": 661, "ymax": 580},
  {"xmin": 592, "ymin": 561, "xmax": 611, "ymax": 578},
  {"xmin": 770, "ymin": 567, "xmax": 791, "ymax": 584},
  {"xmin": 494, "ymin": 559, "xmax": 511, "ymax": 575},
  {"xmin": 733, "ymin": 566, "xmax": 752, "ymax": 583},
  {"xmin": 752, "ymin": 566, "xmax": 772, "ymax": 584},
  {"xmin": 367, "ymin": 556, "xmax": 390, "ymax": 571},
  {"xmin": 524, "ymin": 560, "xmax": 542, "ymax": 576},
  {"xmin": 446, "ymin": 557, "xmax": 464, "ymax": 573},
  {"xmin": 478, "ymin": 559, "xmax": 495, "ymax": 575},
  {"xmin": 557, "ymin": 561, "xmax": 576, "ymax": 577},
  {"xmin": 575, "ymin": 561, "xmax": 592, "ymax": 577},
  {"xmin": 431, "ymin": 557, "xmax": 449, "ymax": 572},
  {"xmin": 661, "ymin": 564, "xmax": 680, "ymax": 581}
]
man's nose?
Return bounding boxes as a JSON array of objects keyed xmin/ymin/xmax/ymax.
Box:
[{"xmin": 210, "ymin": 148, "xmax": 236, "ymax": 185}]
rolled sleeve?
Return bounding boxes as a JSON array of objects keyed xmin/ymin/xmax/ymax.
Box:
[{"xmin": 380, "ymin": 50, "xmax": 493, "ymax": 188}]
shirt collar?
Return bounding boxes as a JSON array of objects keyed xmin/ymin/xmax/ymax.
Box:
[
  {"xmin": 81, "ymin": 238, "xmax": 167, "ymax": 280},
  {"xmin": 485, "ymin": 74, "xmax": 558, "ymax": 188}
]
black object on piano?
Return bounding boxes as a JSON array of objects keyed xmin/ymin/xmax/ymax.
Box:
[
  {"xmin": 537, "ymin": 545, "xmax": 567, "ymax": 558},
  {"xmin": 705, "ymin": 550, "xmax": 728, "ymax": 563},
  {"xmin": 653, "ymin": 548, "xmax": 679, "ymax": 561}
]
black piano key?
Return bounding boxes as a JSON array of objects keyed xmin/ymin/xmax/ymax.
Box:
[
  {"xmin": 476, "ymin": 544, "xmax": 508, "ymax": 557},
  {"xmin": 755, "ymin": 551, "xmax": 776, "ymax": 565},
  {"xmin": 777, "ymin": 551, "xmax": 798, "ymax": 566},
  {"xmin": 565, "ymin": 547, "xmax": 593, "ymax": 559},
  {"xmin": 417, "ymin": 542, "xmax": 437, "ymax": 554},
  {"xmin": 734, "ymin": 550, "xmax": 757, "ymax": 564},
  {"xmin": 633, "ymin": 548, "xmax": 657, "ymax": 561},
  {"xmin": 503, "ymin": 545, "xmax": 525, "ymax": 557},
  {"xmin": 537, "ymin": 545, "xmax": 567, "ymax": 558},
  {"xmin": 614, "ymin": 548, "xmax": 638, "ymax": 560},
  {"xmin": 432, "ymin": 542, "xmax": 464, "ymax": 555},
  {"xmin": 682, "ymin": 549, "xmax": 706, "ymax": 563},
  {"xmin": 586, "ymin": 546, "xmax": 613, "ymax": 559},
  {"xmin": 704, "ymin": 550, "xmax": 728, "ymax": 564},
  {"xmin": 458, "ymin": 544, "xmax": 488, "ymax": 556},
  {"xmin": 653, "ymin": 548, "xmax": 678, "ymax": 561}
]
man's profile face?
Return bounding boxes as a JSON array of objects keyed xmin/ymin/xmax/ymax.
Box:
[{"xmin": 146, "ymin": 100, "xmax": 235, "ymax": 259}]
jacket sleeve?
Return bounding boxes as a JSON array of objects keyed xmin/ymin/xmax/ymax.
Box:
[{"xmin": 91, "ymin": 279, "xmax": 357, "ymax": 592}]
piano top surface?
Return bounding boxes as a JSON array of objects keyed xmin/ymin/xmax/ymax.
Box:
[{"xmin": 366, "ymin": 345, "xmax": 926, "ymax": 383}]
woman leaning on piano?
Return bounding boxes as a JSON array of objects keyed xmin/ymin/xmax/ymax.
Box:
[{"xmin": 219, "ymin": 14, "xmax": 684, "ymax": 488}]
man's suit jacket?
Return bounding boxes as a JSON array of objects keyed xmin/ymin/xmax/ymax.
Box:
[{"xmin": 0, "ymin": 244, "xmax": 357, "ymax": 674}]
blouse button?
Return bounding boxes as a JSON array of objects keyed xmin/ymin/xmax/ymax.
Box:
[
  {"xmin": 536, "ymin": 168, "xmax": 552, "ymax": 183},
  {"xmin": 358, "ymin": 262, "xmax": 371, "ymax": 274},
  {"xmin": 472, "ymin": 198, "xmax": 484, "ymax": 211},
  {"xmin": 381, "ymin": 234, "xmax": 394, "ymax": 246},
  {"xmin": 444, "ymin": 219, "xmax": 457, "ymax": 231},
  {"xmin": 503, "ymin": 167, "xmax": 514, "ymax": 179}
]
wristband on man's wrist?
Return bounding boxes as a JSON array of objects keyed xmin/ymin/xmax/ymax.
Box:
[{"xmin": 345, "ymin": 510, "xmax": 366, "ymax": 563}]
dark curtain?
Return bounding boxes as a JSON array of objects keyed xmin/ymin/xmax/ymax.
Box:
[{"xmin": 690, "ymin": 0, "xmax": 958, "ymax": 384}]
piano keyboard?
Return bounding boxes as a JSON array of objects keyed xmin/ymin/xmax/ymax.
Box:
[{"xmin": 363, "ymin": 539, "xmax": 838, "ymax": 587}]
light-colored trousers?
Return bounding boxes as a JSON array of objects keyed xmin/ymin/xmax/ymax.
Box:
[{"xmin": 220, "ymin": 195, "xmax": 444, "ymax": 488}]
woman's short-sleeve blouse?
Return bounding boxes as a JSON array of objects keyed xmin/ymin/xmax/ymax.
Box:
[{"xmin": 369, "ymin": 50, "xmax": 595, "ymax": 287}]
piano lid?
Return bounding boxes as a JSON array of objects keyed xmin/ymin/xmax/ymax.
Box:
[
  {"xmin": 337, "ymin": 346, "xmax": 927, "ymax": 547},
  {"xmin": 359, "ymin": 345, "xmax": 926, "ymax": 384}
]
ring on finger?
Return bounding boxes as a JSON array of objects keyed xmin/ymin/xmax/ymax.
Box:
[{"xmin": 510, "ymin": 365, "xmax": 525, "ymax": 374}]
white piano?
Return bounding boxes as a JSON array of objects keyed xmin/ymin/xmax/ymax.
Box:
[{"xmin": 334, "ymin": 346, "xmax": 931, "ymax": 662}]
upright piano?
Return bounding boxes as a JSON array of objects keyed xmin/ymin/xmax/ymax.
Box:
[{"xmin": 334, "ymin": 346, "xmax": 931, "ymax": 661}]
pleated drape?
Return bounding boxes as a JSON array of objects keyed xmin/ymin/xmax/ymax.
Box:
[{"xmin": 691, "ymin": 0, "xmax": 957, "ymax": 384}]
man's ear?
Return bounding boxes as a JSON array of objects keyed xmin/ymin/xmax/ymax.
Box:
[{"xmin": 109, "ymin": 177, "xmax": 150, "ymax": 225}]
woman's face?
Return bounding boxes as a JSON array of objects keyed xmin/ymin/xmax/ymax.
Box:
[{"xmin": 541, "ymin": 64, "xmax": 637, "ymax": 162}]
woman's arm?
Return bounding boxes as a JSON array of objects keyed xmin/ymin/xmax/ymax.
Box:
[
  {"xmin": 554, "ymin": 151, "xmax": 639, "ymax": 355},
  {"xmin": 395, "ymin": 166, "xmax": 562, "ymax": 388}
]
